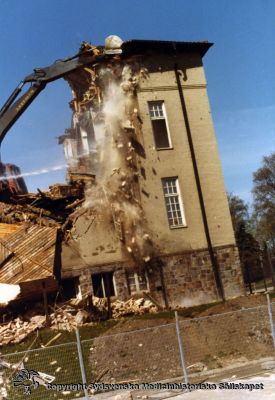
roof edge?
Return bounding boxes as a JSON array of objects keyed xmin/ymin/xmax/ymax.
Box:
[{"xmin": 121, "ymin": 39, "xmax": 213, "ymax": 58}]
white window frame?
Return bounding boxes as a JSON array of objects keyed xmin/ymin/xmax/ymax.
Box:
[
  {"xmin": 80, "ymin": 127, "xmax": 90, "ymax": 155},
  {"xmin": 112, "ymin": 274, "xmax": 118, "ymax": 297},
  {"xmin": 127, "ymin": 271, "xmax": 149, "ymax": 294},
  {"xmin": 148, "ymin": 101, "xmax": 172, "ymax": 149},
  {"xmin": 100, "ymin": 274, "xmax": 118, "ymax": 297},
  {"xmin": 162, "ymin": 177, "xmax": 187, "ymax": 228}
]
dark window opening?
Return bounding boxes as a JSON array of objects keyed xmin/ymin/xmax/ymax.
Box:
[
  {"xmin": 92, "ymin": 272, "xmax": 115, "ymax": 298},
  {"xmin": 60, "ymin": 277, "xmax": 79, "ymax": 300},
  {"xmin": 148, "ymin": 101, "xmax": 171, "ymax": 149},
  {"xmin": 152, "ymin": 120, "xmax": 170, "ymax": 148}
]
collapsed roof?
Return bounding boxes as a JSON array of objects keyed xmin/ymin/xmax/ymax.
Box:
[{"xmin": 0, "ymin": 225, "xmax": 57, "ymax": 284}]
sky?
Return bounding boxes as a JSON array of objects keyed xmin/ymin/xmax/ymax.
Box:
[{"xmin": 0, "ymin": 0, "xmax": 274, "ymax": 205}]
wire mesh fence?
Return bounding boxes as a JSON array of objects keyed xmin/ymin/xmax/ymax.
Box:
[
  {"xmin": 179, "ymin": 305, "xmax": 274, "ymax": 372},
  {"xmin": 0, "ymin": 298, "xmax": 275, "ymax": 399},
  {"xmin": 84, "ymin": 322, "xmax": 181, "ymax": 384},
  {"xmin": 1, "ymin": 342, "xmax": 84, "ymax": 399}
]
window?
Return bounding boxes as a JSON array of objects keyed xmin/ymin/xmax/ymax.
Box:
[
  {"xmin": 162, "ymin": 177, "xmax": 186, "ymax": 228},
  {"xmin": 60, "ymin": 278, "xmax": 80, "ymax": 300},
  {"xmin": 127, "ymin": 271, "xmax": 149, "ymax": 293},
  {"xmin": 92, "ymin": 272, "xmax": 116, "ymax": 298},
  {"xmin": 148, "ymin": 101, "xmax": 172, "ymax": 149}
]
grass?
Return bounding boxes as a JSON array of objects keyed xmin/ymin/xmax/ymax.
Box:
[
  {"xmin": 129, "ymin": 301, "xmax": 222, "ymax": 321},
  {"xmin": 1, "ymin": 319, "xmax": 118, "ymax": 356},
  {"xmin": 1, "ymin": 300, "xmax": 221, "ymax": 356},
  {"xmin": 201, "ymin": 354, "xmax": 223, "ymax": 369}
]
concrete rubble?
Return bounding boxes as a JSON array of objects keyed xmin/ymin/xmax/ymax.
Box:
[
  {"xmin": 0, "ymin": 315, "xmax": 46, "ymax": 346},
  {"xmin": 0, "ymin": 182, "xmax": 85, "ymax": 227},
  {"xmin": 0, "ymin": 297, "xmax": 157, "ymax": 346},
  {"xmin": 93, "ymin": 296, "xmax": 158, "ymax": 318}
]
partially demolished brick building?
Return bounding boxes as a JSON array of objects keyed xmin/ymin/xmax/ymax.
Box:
[{"xmin": 58, "ymin": 37, "xmax": 245, "ymax": 307}]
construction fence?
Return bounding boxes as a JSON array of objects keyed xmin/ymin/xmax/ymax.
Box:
[{"xmin": 1, "ymin": 296, "xmax": 275, "ymax": 400}]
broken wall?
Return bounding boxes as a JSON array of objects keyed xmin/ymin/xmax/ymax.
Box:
[{"xmin": 61, "ymin": 53, "xmax": 155, "ymax": 273}]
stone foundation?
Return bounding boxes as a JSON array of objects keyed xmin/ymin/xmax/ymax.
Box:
[
  {"xmin": 216, "ymin": 245, "xmax": 245, "ymax": 298},
  {"xmin": 76, "ymin": 244, "xmax": 245, "ymax": 307},
  {"xmin": 156, "ymin": 250, "xmax": 219, "ymax": 308},
  {"xmin": 152, "ymin": 245, "xmax": 245, "ymax": 308}
]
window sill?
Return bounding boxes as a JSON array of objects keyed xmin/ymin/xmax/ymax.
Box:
[
  {"xmin": 156, "ymin": 147, "xmax": 174, "ymax": 151},
  {"xmin": 130, "ymin": 289, "xmax": 150, "ymax": 294},
  {"xmin": 169, "ymin": 224, "xmax": 188, "ymax": 230}
]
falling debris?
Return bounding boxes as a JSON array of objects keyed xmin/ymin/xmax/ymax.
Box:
[{"xmin": 57, "ymin": 37, "xmax": 156, "ymax": 268}]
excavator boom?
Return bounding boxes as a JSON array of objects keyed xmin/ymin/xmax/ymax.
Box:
[{"xmin": 0, "ymin": 49, "xmax": 104, "ymax": 145}]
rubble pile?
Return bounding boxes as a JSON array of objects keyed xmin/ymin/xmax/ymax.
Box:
[
  {"xmin": 0, "ymin": 310, "xmax": 85, "ymax": 346},
  {"xmin": 0, "ymin": 315, "xmax": 46, "ymax": 346},
  {"xmin": 93, "ymin": 296, "xmax": 158, "ymax": 318},
  {"xmin": 0, "ymin": 183, "xmax": 85, "ymax": 227},
  {"xmin": 0, "ymin": 202, "xmax": 60, "ymax": 227},
  {"xmin": 0, "ymin": 297, "xmax": 157, "ymax": 346},
  {"xmin": 50, "ymin": 309, "xmax": 89, "ymax": 331}
]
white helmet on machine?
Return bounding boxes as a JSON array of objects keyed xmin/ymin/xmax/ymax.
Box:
[{"xmin": 104, "ymin": 35, "xmax": 123, "ymax": 54}]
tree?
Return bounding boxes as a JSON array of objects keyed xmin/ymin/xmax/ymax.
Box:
[
  {"xmin": 235, "ymin": 222, "xmax": 262, "ymax": 283},
  {"xmin": 227, "ymin": 193, "xmax": 262, "ymax": 285},
  {"xmin": 227, "ymin": 193, "xmax": 249, "ymax": 232},
  {"xmin": 252, "ymin": 152, "xmax": 275, "ymax": 253}
]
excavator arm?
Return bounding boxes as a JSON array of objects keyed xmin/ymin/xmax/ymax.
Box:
[
  {"xmin": 0, "ymin": 49, "xmax": 104, "ymax": 145},
  {"xmin": 0, "ymin": 81, "xmax": 46, "ymax": 144}
]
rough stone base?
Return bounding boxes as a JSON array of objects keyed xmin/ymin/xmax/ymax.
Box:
[
  {"xmin": 151, "ymin": 245, "xmax": 245, "ymax": 308},
  {"xmin": 155, "ymin": 250, "xmax": 219, "ymax": 308},
  {"xmin": 216, "ymin": 245, "xmax": 245, "ymax": 298},
  {"xmin": 76, "ymin": 244, "xmax": 245, "ymax": 308}
]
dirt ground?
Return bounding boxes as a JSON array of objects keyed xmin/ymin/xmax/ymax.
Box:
[
  {"xmin": 88, "ymin": 294, "xmax": 275, "ymax": 383},
  {"xmin": 198, "ymin": 293, "xmax": 269, "ymax": 316}
]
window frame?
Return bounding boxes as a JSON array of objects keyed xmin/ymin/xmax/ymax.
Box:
[
  {"xmin": 161, "ymin": 177, "xmax": 187, "ymax": 229},
  {"xmin": 91, "ymin": 272, "xmax": 117, "ymax": 298},
  {"xmin": 148, "ymin": 101, "xmax": 173, "ymax": 150},
  {"xmin": 127, "ymin": 271, "xmax": 149, "ymax": 294}
]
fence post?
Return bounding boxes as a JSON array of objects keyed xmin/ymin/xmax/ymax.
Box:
[
  {"xmin": 175, "ymin": 311, "xmax": 188, "ymax": 385},
  {"xmin": 75, "ymin": 328, "xmax": 89, "ymax": 400},
  {"xmin": 266, "ymin": 294, "xmax": 275, "ymax": 349}
]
